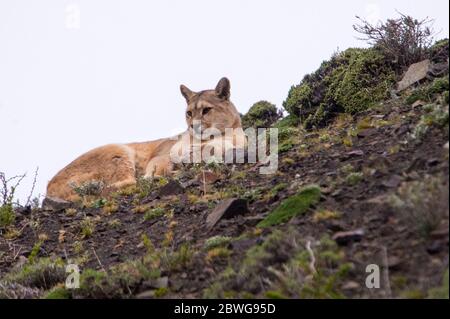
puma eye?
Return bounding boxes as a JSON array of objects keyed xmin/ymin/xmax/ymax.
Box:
[
  {"xmin": 202, "ymin": 107, "xmax": 212, "ymax": 115},
  {"xmin": 186, "ymin": 111, "xmax": 192, "ymax": 117}
]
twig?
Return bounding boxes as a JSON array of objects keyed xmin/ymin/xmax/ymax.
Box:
[
  {"xmin": 26, "ymin": 167, "xmax": 39, "ymax": 206},
  {"xmin": 92, "ymin": 247, "xmax": 107, "ymax": 273},
  {"xmin": 306, "ymin": 241, "xmax": 317, "ymax": 275}
]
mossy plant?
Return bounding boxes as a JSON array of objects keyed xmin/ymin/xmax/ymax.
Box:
[
  {"xmin": 44, "ymin": 286, "xmax": 72, "ymax": 299},
  {"xmin": 345, "ymin": 172, "xmax": 364, "ymax": 186},
  {"xmin": 143, "ymin": 207, "xmax": 166, "ymax": 221},
  {"xmin": 313, "ymin": 209, "xmax": 341, "ymax": 222},
  {"xmin": 204, "ymin": 236, "xmax": 233, "ymax": 250},
  {"xmin": 283, "ymin": 47, "xmax": 395, "ymax": 129},
  {"xmin": 0, "ymin": 204, "xmax": 15, "ymax": 228},
  {"xmin": 428, "ymin": 269, "xmax": 449, "ymax": 299},
  {"xmin": 257, "ymin": 185, "xmax": 321, "ymax": 227}
]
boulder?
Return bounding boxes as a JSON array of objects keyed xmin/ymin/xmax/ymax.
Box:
[
  {"xmin": 397, "ymin": 59, "xmax": 431, "ymax": 92},
  {"xmin": 158, "ymin": 180, "xmax": 185, "ymax": 197},
  {"xmin": 206, "ymin": 198, "xmax": 250, "ymax": 229},
  {"xmin": 42, "ymin": 196, "xmax": 72, "ymax": 211}
]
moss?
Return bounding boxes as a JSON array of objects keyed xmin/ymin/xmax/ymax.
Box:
[
  {"xmin": 411, "ymin": 103, "xmax": 449, "ymax": 141},
  {"xmin": 204, "ymin": 236, "xmax": 233, "ymax": 250},
  {"xmin": 44, "ymin": 286, "xmax": 72, "ymax": 299},
  {"xmin": 154, "ymin": 287, "xmax": 169, "ymax": 298},
  {"xmin": 143, "ymin": 207, "xmax": 166, "ymax": 221},
  {"xmin": 283, "ymin": 48, "xmax": 395, "ymax": 129},
  {"xmin": 241, "ymin": 101, "xmax": 280, "ymax": 129},
  {"xmin": 265, "ymin": 290, "xmax": 288, "ymax": 299},
  {"xmin": 428, "ymin": 269, "xmax": 449, "ymax": 299},
  {"xmin": 345, "ymin": 172, "xmax": 364, "ymax": 186},
  {"xmin": 406, "ymin": 76, "xmax": 450, "ymax": 105},
  {"xmin": 257, "ymin": 185, "xmax": 321, "ymax": 227},
  {"xmin": 313, "ymin": 209, "xmax": 341, "ymax": 222}
]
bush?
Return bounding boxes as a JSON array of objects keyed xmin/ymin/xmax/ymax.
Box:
[
  {"xmin": 241, "ymin": 101, "xmax": 281, "ymax": 129},
  {"xmin": 389, "ymin": 175, "xmax": 449, "ymax": 237},
  {"xmin": 353, "ymin": 13, "xmax": 435, "ymax": 70},
  {"xmin": 283, "ymin": 48, "xmax": 395, "ymax": 129}
]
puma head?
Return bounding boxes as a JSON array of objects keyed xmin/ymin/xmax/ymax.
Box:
[{"xmin": 180, "ymin": 77, "xmax": 242, "ymax": 139}]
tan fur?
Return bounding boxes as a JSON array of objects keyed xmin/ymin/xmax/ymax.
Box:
[{"xmin": 46, "ymin": 78, "xmax": 244, "ymax": 202}]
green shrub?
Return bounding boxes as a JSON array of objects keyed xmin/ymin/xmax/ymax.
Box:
[
  {"xmin": 0, "ymin": 204, "xmax": 15, "ymax": 228},
  {"xmin": 241, "ymin": 101, "xmax": 281, "ymax": 129},
  {"xmin": 283, "ymin": 48, "xmax": 395, "ymax": 129}
]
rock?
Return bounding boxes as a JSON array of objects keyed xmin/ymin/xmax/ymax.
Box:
[
  {"xmin": 357, "ymin": 128, "xmax": 377, "ymax": 138},
  {"xmin": 427, "ymin": 158, "xmax": 440, "ymax": 167},
  {"xmin": 381, "ymin": 175, "xmax": 402, "ymax": 188},
  {"xmin": 428, "ymin": 61, "xmax": 449, "ymax": 77},
  {"xmin": 196, "ymin": 171, "xmax": 221, "ymax": 185},
  {"xmin": 444, "ymin": 142, "xmax": 449, "ymax": 150},
  {"xmin": 426, "ymin": 241, "xmax": 444, "ymax": 255},
  {"xmin": 136, "ymin": 290, "xmax": 156, "ymax": 299},
  {"xmin": 397, "ymin": 59, "xmax": 431, "ymax": 92},
  {"xmin": 158, "ymin": 180, "xmax": 184, "ymax": 197},
  {"xmin": 243, "ymin": 214, "xmax": 265, "ymax": 227},
  {"xmin": 42, "ymin": 196, "xmax": 72, "ymax": 211},
  {"xmin": 387, "ymin": 256, "xmax": 402, "ymax": 270},
  {"xmin": 342, "ymin": 281, "xmax": 360, "ymax": 290},
  {"xmin": 347, "ymin": 150, "xmax": 364, "ymax": 157},
  {"xmin": 180, "ymin": 179, "xmax": 201, "ymax": 188},
  {"xmin": 332, "ymin": 229, "xmax": 364, "ymax": 246},
  {"xmin": 430, "ymin": 225, "xmax": 449, "ymax": 239},
  {"xmin": 206, "ymin": 198, "xmax": 250, "ymax": 229},
  {"xmin": 412, "ymin": 100, "xmax": 427, "ymax": 108}
]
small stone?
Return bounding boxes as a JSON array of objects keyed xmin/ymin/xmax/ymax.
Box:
[
  {"xmin": 42, "ymin": 196, "xmax": 72, "ymax": 211},
  {"xmin": 332, "ymin": 229, "xmax": 364, "ymax": 246},
  {"xmin": 347, "ymin": 150, "xmax": 364, "ymax": 157},
  {"xmin": 357, "ymin": 128, "xmax": 377, "ymax": 138},
  {"xmin": 136, "ymin": 290, "xmax": 155, "ymax": 299},
  {"xmin": 412, "ymin": 100, "xmax": 427, "ymax": 108},
  {"xmin": 382, "ymin": 175, "xmax": 402, "ymax": 188},
  {"xmin": 158, "ymin": 180, "xmax": 184, "ymax": 197},
  {"xmin": 206, "ymin": 198, "xmax": 250, "ymax": 229},
  {"xmin": 342, "ymin": 281, "xmax": 360, "ymax": 290},
  {"xmin": 426, "ymin": 241, "xmax": 443, "ymax": 255}
]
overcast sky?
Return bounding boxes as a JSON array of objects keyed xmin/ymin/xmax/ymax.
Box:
[{"xmin": 0, "ymin": 0, "xmax": 449, "ymax": 203}]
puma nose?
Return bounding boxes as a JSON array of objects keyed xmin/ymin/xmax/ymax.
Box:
[{"xmin": 192, "ymin": 122, "xmax": 201, "ymax": 132}]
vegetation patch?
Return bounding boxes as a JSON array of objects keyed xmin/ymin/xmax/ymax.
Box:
[{"xmin": 257, "ymin": 185, "xmax": 321, "ymax": 227}]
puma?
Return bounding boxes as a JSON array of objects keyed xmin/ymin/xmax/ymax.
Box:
[{"xmin": 46, "ymin": 77, "xmax": 245, "ymax": 202}]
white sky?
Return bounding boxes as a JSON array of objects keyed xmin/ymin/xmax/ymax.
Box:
[{"xmin": 0, "ymin": 0, "xmax": 449, "ymax": 203}]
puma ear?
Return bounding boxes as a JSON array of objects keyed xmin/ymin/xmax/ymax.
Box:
[
  {"xmin": 180, "ymin": 85, "xmax": 195, "ymax": 102},
  {"xmin": 215, "ymin": 77, "xmax": 231, "ymax": 100}
]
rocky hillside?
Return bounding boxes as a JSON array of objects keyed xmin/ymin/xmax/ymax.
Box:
[{"xmin": 0, "ymin": 36, "xmax": 449, "ymax": 298}]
